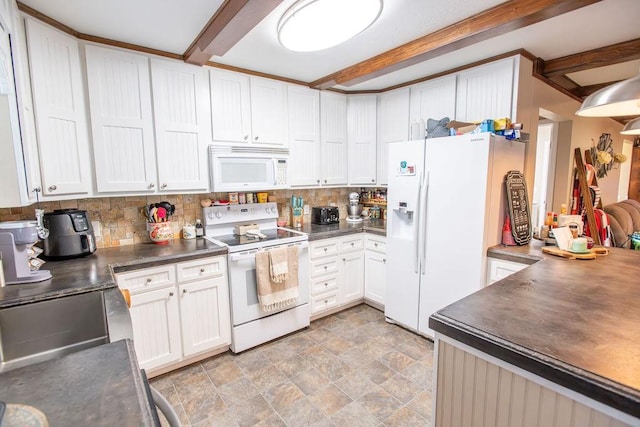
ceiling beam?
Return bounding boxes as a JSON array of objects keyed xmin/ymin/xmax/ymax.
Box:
[
  {"xmin": 541, "ymin": 38, "xmax": 640, "ymax": 76},
  {"xmin": 184, "ymin": 0, "xmax": 283, "ymax": 66},
  {"xmin": 310, "ymin": 0, "xmax": 601, "ymax": 89}
]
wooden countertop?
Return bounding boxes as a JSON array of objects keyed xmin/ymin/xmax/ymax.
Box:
[{"xmin": 430, "ymin": 244, "xmax": 640, "ymax": 418}]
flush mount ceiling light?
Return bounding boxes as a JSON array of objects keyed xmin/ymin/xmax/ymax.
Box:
[
  {"xmin": 621, "ymin": 116, "xmax": 640, "ymax": 135},
  {"xmin": 576, "ymin": 73, "xmax": 640, "ymax": 117},
  {"xmin": 277, "ymin": 0, "xmax": 383, "ymax": 52}
]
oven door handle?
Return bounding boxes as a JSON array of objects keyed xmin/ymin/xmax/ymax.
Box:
[{"xmin": 228, "ymin": 241, "xmax": 309, "ymax": 262}]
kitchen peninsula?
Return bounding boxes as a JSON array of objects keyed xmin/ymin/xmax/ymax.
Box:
[{"xmin": 429, "ymin": 245, "xmax": 640, "ymax": 426}]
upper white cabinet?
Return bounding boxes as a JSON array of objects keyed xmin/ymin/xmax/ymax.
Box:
[
  {"xmin": 25, "ymin": 18, "xmax": 91, "ymax": 197},
  {"xmin": 210, "ymin": 69, "xmax": 287, "ymax": 147},
  {"xmin": 409, "ymin": 75, "xmax": 456, "ymax": 124},
  {"xmin": 249, "ymin": 76, "xmax": 287, "ymax": 145},
  {"xmin": 347, "ymin": 95, "xmax": 377, "ymax": 185},
  {"xmin": 85, "ymin": 44, "xmax": 157, "ymax": 192},
  {"xmin": 150, "ymin": 58, "xmax": 210, "ymax": 192},
  {"xmin": 320, "ymin": 91, "xmax": 347, "ymax": 186},
  {"xmin": 377, "ymin": 88, "xmax": 409, "ymax": 186},
  {"xmin": 455, "ymin": 57, "xmax": 515, "ymax": 122},
  {"xmin": 288, "ymin": 85, "xmax": 321, "ymax": 186}
]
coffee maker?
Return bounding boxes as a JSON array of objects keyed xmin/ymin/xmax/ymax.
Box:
[
  {"xmin": 0, "ymin": 221, "xmax": 51, "ymax": 285},
  {"xmin": 346, "ymin": 192, "xmax": 363, "ymax": 223}
]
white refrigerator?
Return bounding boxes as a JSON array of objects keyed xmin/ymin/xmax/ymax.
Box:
[{"xmin": 384, "ymin": 133, "xmax": 525, "ymax": 337}]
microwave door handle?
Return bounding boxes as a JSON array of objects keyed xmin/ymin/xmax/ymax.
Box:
[{"xmin": 272, "ymin": 159, "xmax": 278, "ymax": 186}]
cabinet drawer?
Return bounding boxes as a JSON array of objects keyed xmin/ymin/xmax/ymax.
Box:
[
  {"xmin": 310, "ymin": 258, "xmax": 339, "ymax": 277},
  {"xmin": 115, "ymin": 265, "xmax": 176, "ymax": 294},
  {"xmin": 365, "ymin": 236, "xmax": 386, "ymax": 253},
  {"xmin": 310, "ymin": 240, "xmax": 339, "ymax": 259},
  {"xmin": 340, "ymin": 235, "xmax": 364, "ymax": 253},
  {"xmin": 486, "ymin": 258, "xmax": 527, "ymax": 285},
  {"xmin": 311, "ymin": 274, "xmax": 338, "ymax": 295},
  {"xmin": 177, "ymin": 257, "xmax": 226, "ymax": 282},
  {"xmin": 311, "ymin": 291, "xmax": 339, "ymax": 314}
]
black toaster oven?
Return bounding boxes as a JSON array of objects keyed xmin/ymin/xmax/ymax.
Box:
[{"xmin": 311, "ymin": 206, "xmax": 339, "ymax": 225}]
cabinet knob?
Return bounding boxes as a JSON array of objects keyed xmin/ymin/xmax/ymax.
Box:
[
  {"xmin": 323, "ymin": 248, "xmax": 328, "ymax": 252},
  {"xmin": 161, "ymin": 183, "xmax": 167, "ymax": 189},
  {"xmin": 254, "ymin": 136, "xmax": 259, "ymax": 141},
  {"xmin": 323, "ymin": 265, "xmax": 327, "ymax": 270},
  {"xmin": 351, "ymin": 242, "xmax": 354, "ymax": 247},
  {"xmin": 317, "ymin": 179, "xmax": 320, "ymax": 183},
  {"xmin": 200, "ymin": 268, "xmax": 205, "ymax": 273},
  {"xmin": 324, "ymin": 179, "xmax": 327, "ymax": 183},
  {"xmin": 244, "ymin": 135, "xmax": 249, "ymax": 141},
  {"xmin": 324, "ymin": 283, "xmax": 328, "ymax": 287},
  {"xmin": 342, "ymin": 258, "xmax": 346, "ymax": 262},
  {"xmin": 48, "ymin": 185, "xmax": 57, "ymax": 191},
  {"xmin": 383, "ymin": 259, "xmax": 386, "ymax": 263},
  {"xmin": 183, "ymin": 289, "xmax": 187, "ymax": 294},
  {"xmin": 169, "ymin": 292, "xmax": 174, "ymax": 297},
  {"xmin": 148, "ymin": 183, "xmax": 155, "ymax": 189},
  {"xmin": 374, "ymin": 243, "xmax": 378, "ymax": 247},
  {"xmin": 146, "ymin": 278, "xmax": 152, "ymax": 283},
  {"xmin": 32, "ymin": 186, "xmax": 41, "ymax": 194},
  {"xmin": 324, "ymin": 299, "xmax": 328, "ymax": 304},
  {"xmin": 371, "ymin": 179, "xmax": 375, "ymax": 183}
]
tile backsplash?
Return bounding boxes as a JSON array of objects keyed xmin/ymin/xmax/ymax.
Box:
[{"xmin": 0, "ymin": 188, "xmax": 369, "ymax": 248}]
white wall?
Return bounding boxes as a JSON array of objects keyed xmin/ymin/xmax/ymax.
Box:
[{"xmin": 529, "ymin": 78, "xmax": 624, "ymax": 212}]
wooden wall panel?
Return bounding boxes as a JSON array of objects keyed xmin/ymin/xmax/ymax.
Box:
[{"xmin": 435, "ymin": 340, "xmax": 635, "ymax": 427}]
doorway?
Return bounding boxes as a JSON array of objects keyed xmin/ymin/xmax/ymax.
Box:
[{"xmin": 532, "ymin": 120, "xmax": 558, "ymax": 230}]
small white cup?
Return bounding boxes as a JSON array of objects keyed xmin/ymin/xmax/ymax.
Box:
[{"xmin": 182, "ymin": 224, "xmax": 196, "ymax": 240}]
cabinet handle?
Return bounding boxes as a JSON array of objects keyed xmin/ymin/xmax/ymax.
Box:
[
  {"xmin": 371, "ymin": 179, "xmax": 375, "ymax": 183},
  {"xmin": 244, "ymin": 135, "xmax": 249, "ymax": 141},
  {"xmin": 324, "ymin": 283, "xmax": 328, "ymax": 287},
  {"xmin": 323, "ymin": 248, "xmax": 328, "ymax": 252},
  {"xmin": 148, "ymin": 183, "xmax": 155, "ymax": 189},
  {"xmin": 183, "ymin": 289, "xmax": 187, "ymax": 294},
  {"xmin": 161, "ymin": 183, "xmax": 167, "ymax": 189},
  {"xmin": 254, "ymin": 136, "xmax": 259, "ymax": 141},
  {"xmin": 324, "ymin": 299, "xmax": 328, "ymax": 304},
  {"xmin": 351, "ymin": 242, "xmax": 354, "ymax": 247},
  {"xmin": 169, "ymin": 292, "xmax": 174, "ymax": 297},
  {"xmin": 324, "ymin": 179, "xmax": 327, "ymax": 183},
  {"xmin": 48, "ymin": 185, "xmax": 57, "ymax": 191},
  {"xmin": 383, "ymin": 259, "xmax": 386, "ymax": 263},
  {"xmin": 32, "ymin": 186, "xmax": 41, "ymax": 194},
  {"xmin": 317, "ymin": 179, "xmax": 320, "ymax": 184},
  {"xmin": 323, "ymin": 266, "xmax": 327, "ymax": 270},
  {"xmin": 374, "ymin": 243, "xmax": 378, "ymax": 247},
  {"xmin": 146, "ymin": 278, "xmax": 152, "ymax": 283},
  {"xmin": 342, "ymin": 258, "xmax": 346, "ymax": 262},
  {"xmin": 200, "ymin": 267, "xmax": 206, "ymax": 273}
]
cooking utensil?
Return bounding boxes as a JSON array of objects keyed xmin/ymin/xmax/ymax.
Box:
[{"xmin": 157, "ymin": 207, "xmax": 167, "ymax": 222}]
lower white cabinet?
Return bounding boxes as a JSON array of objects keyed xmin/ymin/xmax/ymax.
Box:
[
  {"xmin": 364, "ymin": 235, "xmax": 386, "ymax": 306},
  {"xmin": 486, "ymin": 257, "xmax": 528, "ymax": 285},
  {"xmin": 309, "ymin": 234, "xmax": 366, "ymax": 317},
  {"xmin": 115, "ymin": 255, "xmax": 231, "ymax": 372}
]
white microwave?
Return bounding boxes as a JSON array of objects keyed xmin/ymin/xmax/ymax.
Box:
[{"xmin": 209, "ymin": 146, "xmax": 290, "ymax": 192}]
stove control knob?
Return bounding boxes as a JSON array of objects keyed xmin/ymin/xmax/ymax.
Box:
[
  {"xmin": 270, "ymin": 207, "xmax": 277, "ymax": 214},
  {"xmin": 215, "ymin": 211, "xmax": 223, "ymax": 219},
  {"xmin": 265, "ymin": 207, "xmax": 271, "ymax": 214}
]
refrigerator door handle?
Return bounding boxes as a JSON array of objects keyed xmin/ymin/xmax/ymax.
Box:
[
  {"xmin": 414, "ymin": 171, "xmax": 423, "ymax": 274},
  {"xmin": 420, "ymin": 171, "xmax": 430, "ymax": 275}
]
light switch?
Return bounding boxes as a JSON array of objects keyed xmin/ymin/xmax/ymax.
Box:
[{"xmin": 303, "ymin": 205, "xmax": 310, "ymax": 215}]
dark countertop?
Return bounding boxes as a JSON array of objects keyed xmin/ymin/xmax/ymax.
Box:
[
  {"xmin": 0, "ymin": 339, "xmax": 156, "ymax": 426},
  {"xmin": 0, "ymin": 238, "xmax": 227, "ymax": 308},
  {"xmin": 430, "ymin": 245, "xmax": 640, "ymax": 418},
  {"xmin": 486, "ymin": 239, "xmax": 545, "ymax": 264},
  {"xmin": 300, "ymin": 219, "xmax": 386, "ymax": 241}
]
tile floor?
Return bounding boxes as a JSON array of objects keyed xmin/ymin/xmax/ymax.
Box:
[{"xmin": 151, "ymin": 304, "xmax": 434, "ymax": 426}]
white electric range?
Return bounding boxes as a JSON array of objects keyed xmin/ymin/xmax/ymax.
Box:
[{"xmin": 203, "ymin": 202, "xmax": 309, "ymax": 353}]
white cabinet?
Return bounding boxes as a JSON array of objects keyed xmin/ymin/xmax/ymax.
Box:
[
  {"xmin": 320, "ymin": 91, "xmax": 348, "ymax": 185},
  {"xmin": 364, "ymin": 235, "xmax": 386, "ymax": 306},
  {"xmin": 25, "ymin": 18, "xmax": 92, "ymax": 197},
  {"xmin": 377, "ymin": 88, "xmax": 409, "ymax": 185},
  {"xmin": 309, "ymin": 234, "xmax": 365, "ymax": 317},
  {"xmin": 455, "ymin": 57, "xmax": 515, "ymax": 122},
  {"xmin": 250, "ymin": 76, "xmax": 287, "ymax": 146},
  {"xmin": 115, "ymin": 255, "xmax": 231, "ymax": 373},
  {"xmin": 150, "ymin": 58, "xmax": 210, "ymax": 192},
  {"xmin": 409, "ymin": 75, "xmax": 456, "ymax": 125},
  {"xmin": 486, "ymin": 257, "xmax": 528, "ymax": 285},
  {"xmin": 85, "ymin": 44, "xmax": 157, "ymax": 192},
  {"xmin": 288, "ymin": 85, "xmax": 321, "ymax": 186},
  {"xmin": 347, "ymin": 95, "xmax": 377, "ymax": 185},
  {"xmin": 339, "ymin": 236, "xmax": 365, "ymax": 305},
  {"xmin": 129, "ymin": 286, "xmax": 182, "ymax": 370},
  {"xmin": 210, "ymin": 69, "xmax": 287, "ymax": 146}
]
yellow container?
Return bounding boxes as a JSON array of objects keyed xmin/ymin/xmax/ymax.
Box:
[{"xmin": 257, "ymin": 192, "xmax": 269, "ymax": 203}]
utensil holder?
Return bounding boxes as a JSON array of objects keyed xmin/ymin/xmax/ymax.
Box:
[{"xmin": 148, "ymin": 222, "xmax": 172, "ymax": 244}]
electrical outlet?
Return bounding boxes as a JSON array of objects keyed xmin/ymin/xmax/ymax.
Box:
[
  {"xmin": 92, "ymin": 220, "xmax": 102, "ymax": 238},
  {"xmin": 303, "ymin": 204, "xmax": 310, "ymax": 215}
]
